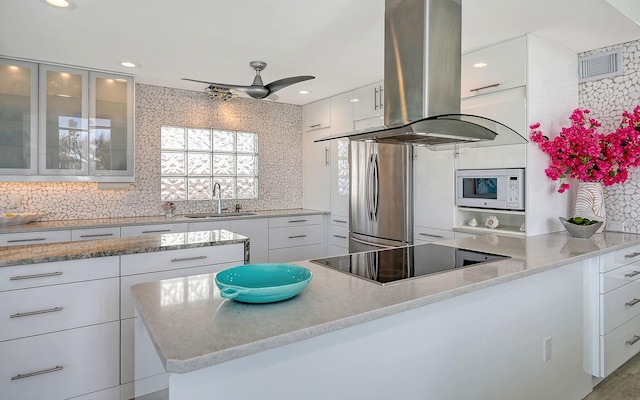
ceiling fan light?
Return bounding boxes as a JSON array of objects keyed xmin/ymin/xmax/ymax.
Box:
[{"xmin": 44, "ymin": 0, "xmax": 71, "ymax": 8}]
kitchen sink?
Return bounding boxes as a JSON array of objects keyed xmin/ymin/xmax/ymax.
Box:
[{"xmin": 183, "ymin": 212, "xmax": 257, "ymax": 218}]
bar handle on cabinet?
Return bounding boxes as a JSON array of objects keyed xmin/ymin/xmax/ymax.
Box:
[
  {"xmin": 11, "ymin": 365, "xmax": 63, "ymax": 380},
  {"xmin": 333, "ymin": 235, "xmax": 348, "ymax": 239},
  {"xmin": 7, "ymin": 237, "xmax": 46, "ymax": 243},
  {"xmin": 142, "ymin": 229, "xmax": 171, "ymax": 234},
  {"xmin": 626, "ymin": 335, "xmax": 640, "ymax": 346},
  {"xmin": 419, "ymin": 233, "xmax": 444, "ymax": 239},
  {"xmin": 626, "ymin": 298, "xmax": 640, "ymax": 307},
  {"xmin": 379, "ymin": 85, "xmax": 383, "ymax": 109},
  {"xmin": 10, "ymin": 307, "xmax": 63, "ymax": 318},
  {"xmin": 171, "ymin": 255, "xmax": 208, "ymax": 262},
  {"xmin": 325, "ymin": 147, "xmax": 330, "ymax": 166},
  {"xmin": 309, "ymin": 123, "xmax": 321, "ymax": 129},
  {"xmin": 288, "ymin": 235, "xmax": 307, "ymax": 239},
  {"xmin": 79, "ymin": 233, "xmax": 114, "ymax": 238},
  {"xmin": 10, "ymin": 271, "xmax": 63, "ymax": 281},
  {"xmin": 470, "ymin": 83, "xmax": 500, "ymax": 93},
  {"xmin": 332, "ymin": 219, "xmax": 347, "ymax": 224},
  {"xmin": 625, "ymin": 270, "xmax": 640, "ymax": 278},
  {"xmin": 625, "ymin": 252, "xmax": 640, "ymax": 259},
  {"xmin": 288, "ymin": 219, "xmax": 307, "ymax": 223},
  {"xmin": 374, "ymin": 86, "xmax": 379, "ymax": 110}
]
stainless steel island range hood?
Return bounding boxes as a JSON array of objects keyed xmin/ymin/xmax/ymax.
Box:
[{"xmin": 316, "ymin": 0, "xmax": 525, "ymax": 149}]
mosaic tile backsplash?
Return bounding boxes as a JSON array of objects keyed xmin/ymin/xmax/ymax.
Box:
[
  {"xmin": 579, "ymin": 39, "xmax": 640, "ymax": 233},
  {"xmin": 0, "ymin": 84, "xmax": 303, "ymax": 220}
]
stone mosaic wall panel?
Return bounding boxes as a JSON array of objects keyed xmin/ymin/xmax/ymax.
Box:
[
  {"xmin": 579, "ymin": 39, "xmax": 640, "ymax": 233},
  {"xmin": 0, "ymin": 84, "xmax": 303, "ymax": 220}
]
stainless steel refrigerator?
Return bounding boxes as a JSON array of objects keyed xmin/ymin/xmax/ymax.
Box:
[{"xmin": 349, "ymin": 141, "xmax": 413, "ymax": 253}]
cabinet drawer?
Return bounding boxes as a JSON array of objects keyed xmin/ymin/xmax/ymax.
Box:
[
  {"xmin": 120, "ymin": 243, "xmax": 244, "ymax": 276},
  {"xmin": 121, "ymin": 261, "xmax": 240, "ymax": 319},
  {"xmin": 71, "ymin": 227, "xmax": 121, "ymax": 241},
  {"xmin": 329, "ymin": 225, "xmax": 349, "ymax": 247},
  {"xmin": 120, "ymin": 223, "xmax": 189, "ymax": 237},
  {"xmin": 0, "ymin": 256, "xmax": 119, "ymax": 291},
  {"xmin": 602, "ymin": 260, "xmax": 640, "ymax": 293},
  {"xmin": 188, "ymin": 220, "xmax": 232, "ymax": 232},
  {"xmin": 414, "ymin": 226, "xmax": 454, "ymax": 242},
  {"xmin": 0, "ymin": 321, "xmax": 120, "ymax": 400},
  {"xmin": 0, "ymin": 277, "xmax": 119, "ymax": 341},
  {"xmin": 601, "ymin": 244, "xmax": 640, "ymax": 273},
  {"xmin": 0, "ymin": 229, "xmax": 71, "ymax": 246},
  {"xmin": 269, "ymin": 225, "xmax": 324, "ymax": 249},
  {"xmin": 602, "ymin": 280, "xmax": 640, "ymax": 334},
  {"xmin": 269, "ymin": 244, "xmax": 325, "ymax": 263},
  {"xmin": 602, "ymin": 313, "xmax": 640, "ymax": 376},
  {"xmin": 269, "ymin": 214, "xmax": 323, "ymax": 228},
  {"xmin": 329, "ymin": 215, "xmax": 349, "ymax": 228}
]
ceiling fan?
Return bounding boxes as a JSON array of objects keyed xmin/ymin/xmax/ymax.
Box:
[{"xmin": 182, "ymin": 61, "xmax": 315, "ymax": 100}]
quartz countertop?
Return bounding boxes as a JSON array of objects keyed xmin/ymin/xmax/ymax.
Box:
[
  {"xmin": 0, "ymin": 229, "xmax": 248, "ymax": 267},
  {"xmin": 0, "ymin": 209, "xmax": 328, "ymax": 233},
  {"xmin": 130, "ymin": 231, "xmax": 640, "ymax": 374}
]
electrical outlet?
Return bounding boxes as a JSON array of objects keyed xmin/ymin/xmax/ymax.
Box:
[
  {"xmin": 7, "ymin": 195, "xmax": 20, "ymax": 209},
  {"xmin": 124, "ymin": 192, "xmax": 137, "ymax": 204},
  {"xmin": 543, "ymin": 337, "xmax": 552, "ymax": 361},
  {"xmin": 607, "ymin": 221, "xmax": 625, "ymax": 232}
]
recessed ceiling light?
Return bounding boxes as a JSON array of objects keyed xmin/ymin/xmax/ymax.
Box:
[
  {"xmin": 120, "ymin": 61, "xmax": 140, "ymax": 68},
  {"xmin": 44, "ymin": 0, "xmax": 72, "ymax": 8},
  {"xmin": 114, "ymin": 78, "xmax": 128, "ymax": 83},
  {"xmin": 350, "ymin": 98, "xmax": 360, "ymax": 103},
  {"xmin": 298, "ymin": 90, "xmax": 310, "ymax": 95},
  {"xmin": 473, "ymin": 62, "xmax": 488, "ymax": 68}
]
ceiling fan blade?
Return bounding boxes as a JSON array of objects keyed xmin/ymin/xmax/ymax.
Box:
[
  {"xmin": 182, "ymin": 78, "xmax": 252, "ymax": 91},
  {"xmin": 266, "ymin": 75, "xmax": 315, "ymax": 94}
]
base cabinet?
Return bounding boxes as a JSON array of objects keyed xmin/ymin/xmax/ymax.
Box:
[
  {"xmin": 0, "ymin": 321, "xmax": 120, "ymax": 400},
  {"xmin": 268, "ymin": 215, "xmax": 326, "ymax": 263}
]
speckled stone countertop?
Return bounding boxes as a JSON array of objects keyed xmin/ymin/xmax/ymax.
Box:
[
  {"xmin": 0, "ymin": 209, "xmax": 328, "ymax": 233},
  {"xmin": 131, "ymin": 230, "xmax": 640, "ymax": 374},
  {"xmin": 0, "ymin": 230, "xmax": 248, "ymax": 267}
]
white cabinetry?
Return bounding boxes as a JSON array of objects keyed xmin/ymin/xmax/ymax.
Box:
[
  {"xmin": 71, "ymin": 226, "xmax": 121, "ymax": 241},
  {"xmin": 302, "ymin": 100, "xmax": 331, "ymax": 211},
  {"xmin": 119, "ymin": 243, "xmax": 245, "ymax": 399},
  {"xmin": 353, "ymin": 81, "xmax": 384, "ymax": 122},
  {"xmin": 230, "ymin": 218, "xmax": 269, "ymax": 263},
  {"xmin": 0, "ymin": 58, "xmax": 134, "ymax": 181},
  {"xmin": 0, "ymin": 257, "xmax": 120, "ymax": 400},
  {"xmin": 121, "ymin": 223, "xmax": 189, "ymax": 237},
  {"xmin": 0, "ymin": 229, "xmax": 71, "ymax": 246},
  {"xmin": 413, "ymin": 146, "xmax": 455, "ymax": 243},
  {"xmin": 589, "ymin": 246, "xmax": 640, "ymax": 378},
  {"xmin": 328, "ymin": 216, "xmax": 349, "ymax": 256},
  {"xmin": 268, "ymin": 215, "xmax": 326, "ymax": 262},
  {"xmin": 330, "ymin": 92, "xmax": 354, "ymax": 135}
]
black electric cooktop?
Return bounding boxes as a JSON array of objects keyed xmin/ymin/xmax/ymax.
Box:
[{"xmin": 310, "ymin": 243, "xmax": 509, "ymax": 285}]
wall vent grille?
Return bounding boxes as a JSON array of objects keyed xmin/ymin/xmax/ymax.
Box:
[{"xmin": 578, "ymin": 49, "xmax": 623, "ymax": 83}]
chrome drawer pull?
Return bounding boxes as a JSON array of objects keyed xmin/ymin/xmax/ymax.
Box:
[
  {"xmin": 10, "ymin": 307, "xmax": 63, "ymax": 318},
  {"xmin": 626, "ymin": 335, "xmax": 640, "ymax": 346},
  {"xmin": 625, "ymin": 270, "xmax": 640, "ymax": 278},
  {"xmin": 309, "ymin": 123, "xmax": 321, "ymax": 128},
  {"xmin": 470, "ymin": 83, "xmax": 500, "ymax": 93},
  {"xmin": 288, "ymin": 235, "xmax": 307, "ymax": 239},
  {"xmin": 79, "ymin": 233, "xmax": 114, "ymax": 238},
  {"xmin": 142, "ymin": 229, "xmax": 171, "ymax": 234},
  {"xmin": 332, "ymin": 219, "xmax": 347, "ymax": 224},
  {"xmin": 10, "ymin": 271, "xmax": 63, "ymax": 281},
  {"xmin": 625, "ymin": 252, "xmax": 640, "ymax": 259},
  {"xmin": 333, "ymin": 235, "xmax": 347, "ymax": 239},
  {"xmin": 625, "ymin": 298, "xmax": 640, "ymax": 307},
  {"xmin": 11, "ymin": 365, "xmax": 63, "ymax": 380},
  {"xmin": 419, "ymin": 233, "xmax": 443, "ymax": 239},
  {"xmin": 288, "ymin": 219, "xmax": 307, "ymax": 223},
  {"xmin": 7, "ymin": 237, "xmax": 46, "ymax": 243},
  {"xmin": 171, "ymin": 255, "xmax": 208, "ymax": 262}
]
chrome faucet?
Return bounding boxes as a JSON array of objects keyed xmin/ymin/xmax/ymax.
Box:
[{"xmin": 212, "ymin": 182, "xmax": 222, "ymax": 214}]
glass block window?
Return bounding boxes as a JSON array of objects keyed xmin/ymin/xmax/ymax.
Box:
[{"xmin": 160, "ymin": 126, "xmax": 258, "ymax": 201}]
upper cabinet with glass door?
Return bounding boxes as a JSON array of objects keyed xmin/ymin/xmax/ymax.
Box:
[
  {"xmin": 0, "ymin": 59, "xmax": 38, "ymax": 175},
  {"xmin": 38, "ymin": 65, "xmax": 134, "ymax": 181},
  {"xmin": 0, "ymin": 58, "xmax": 134, "ymax": 182}
]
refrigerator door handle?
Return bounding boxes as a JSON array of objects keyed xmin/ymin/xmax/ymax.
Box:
[
  {"xmin": 350, "ymin": 236, "xmax": 399, "ymax": 249},
  {"xmin": 366, "ymin": 153, "xmax": 374, "ymax": 221},
  {"xmin": 372, "ymin": 153, "xmax": 379, "ymax": 222}
]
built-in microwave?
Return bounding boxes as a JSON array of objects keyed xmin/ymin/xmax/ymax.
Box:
[{"xmin": 455, "ymin": 168, "xmax": 525, "ymax": 211}]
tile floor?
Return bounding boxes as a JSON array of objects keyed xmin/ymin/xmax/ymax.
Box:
[{"xmin": 583, "ymin": 351, "xmax": 640, "ymax": 399}]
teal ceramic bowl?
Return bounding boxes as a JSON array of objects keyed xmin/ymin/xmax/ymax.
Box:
[{"xmin": 215, "ymin": 264, "xmax": 313, "ymax": 303}]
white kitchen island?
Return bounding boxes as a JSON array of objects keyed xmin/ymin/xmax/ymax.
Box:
[{"xmin": 131, "ymin": 232, "xmax": 640, "ymax": 400}]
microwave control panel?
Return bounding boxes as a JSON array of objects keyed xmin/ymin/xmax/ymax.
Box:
[{"xmin": 507, "ymin": 176, "xmax": 520, "ymax": 206}]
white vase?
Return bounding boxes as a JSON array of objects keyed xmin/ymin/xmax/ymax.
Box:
[{"xmin": 574, "ymin": 182, "xmax": 606, "ymax": 233}]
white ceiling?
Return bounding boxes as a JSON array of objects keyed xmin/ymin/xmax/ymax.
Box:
[{"xmin": 1, "ymin": 0, "xmax": 640, "ymax": 105}]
